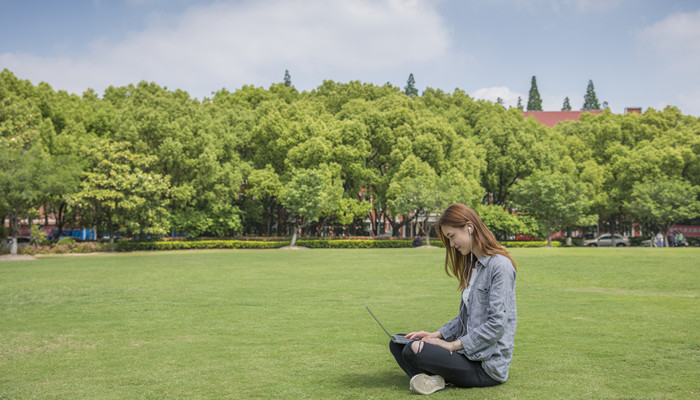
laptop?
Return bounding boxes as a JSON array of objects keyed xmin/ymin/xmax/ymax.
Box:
[{"xmin": 364, "ymin": 304, "xmax": 415, "ymax": 344}]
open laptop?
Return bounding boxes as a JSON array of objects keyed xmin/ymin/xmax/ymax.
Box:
[{"xmin": 364, "ymin": 304, "xmax": 415, "ymax": 344}]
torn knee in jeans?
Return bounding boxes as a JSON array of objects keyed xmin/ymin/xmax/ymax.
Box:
[{"xmin": 410, "ymin": 340, "xmax": 424, "ymax": 354}]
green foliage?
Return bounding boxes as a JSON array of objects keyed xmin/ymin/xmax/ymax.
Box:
[
  {"xmin": 280, "ymin": 166, "xmax": 343, "ymax": 225},
  {"xmin": 115, "ymin": 239, "xmax": 287, "ymax": 251},
  {"xmin": 22, "ymin": 239, "xmax": 108, "ymax": 255},
  {"xmin": 582, "ymin": 79, "xmax": 601, "ymax": 111},
  {"xmin": 114, "ymin": 237, "xmax": 564, "ymax": 252},
  {"xmin": 404, "ymin": 73, "xmax": 418, "ymax": 98},
  {"xmin": 502, "ymin": 240, "xmax": 561, "ymax": 248},
  {"xmin": 29, "ymin": 225, "xmax": 48, "ymax": 246},
  {"xmin": 2, "ymin": 68, "xmax": 699, "ymax": 245},
  {"xmin": 510, "ymin": 170, "xmax": 596, "ymax": 245},
  {"xmin": 56, "ymin": 237, "xmax": 75, "ymax": 246},
  {"xmin": 476, "ymin": 204, "xmax": 540, "ymax": 240},
  {"xmin": 625, "ymin": 178, "xmax": 700, "ymax": 238},
  {"xmin": 561, "ymin": 96, "xmax": 572, "ymax": 111},
  {"xmin": 527, "ymin": 75, "xmax": 543, "ymax": 111},
  {"xmin": 70, "ymin": 139, "xmax": 171, "ymax": 241},
  {"xmin": 283, "ymin": 69, "xmax": 292, "ymax": 87}
]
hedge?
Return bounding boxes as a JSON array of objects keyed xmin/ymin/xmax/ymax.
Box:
[
  {"xmin": 113, "ymin": 238, "xmax": 559, "ymax": 251},
  {"xmin": 503, "ymin": 240, "xmax": 561, "ymax": 248},
  {"xmin": 114, "ymin": 240, "xmax": 288, "ymax": 251},
  {"xmin": 295, "ymin": 239, "xmax": 413, "ymax": 248}
]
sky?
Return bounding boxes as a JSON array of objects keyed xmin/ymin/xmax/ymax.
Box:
[{"xmin": 1, "ymin": 0, "xmax": 700, "ymax": 116}]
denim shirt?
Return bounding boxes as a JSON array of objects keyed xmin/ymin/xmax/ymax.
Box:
[{"xmin": 438, "ymin": 254, "xmax": 517, "ymax": 383}]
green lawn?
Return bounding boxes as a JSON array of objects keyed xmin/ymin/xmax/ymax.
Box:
[{"xmin": 1, "ymin": 248, "xmax": 698, "ymax": 399}]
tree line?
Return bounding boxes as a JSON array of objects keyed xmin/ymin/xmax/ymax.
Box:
[{"xmin": 1, "ymin": 69, "xmax": 699, "ymax": 252}]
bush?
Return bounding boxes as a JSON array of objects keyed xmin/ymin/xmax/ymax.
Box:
[
  {"xmin": 21, "ymin": 240, "xmax": 110, "ymax": 255},
  {"xmin": 296, "ymin": 239, "xmax": 414, "ymax": 248},
  {"xmin": 113, "ymin": 238, "xmax": 561, "ymax": 251},
  {"xmin": 502, "ymin": 241, "xmax": 561, "ymax": 248},
  {"xmin": 114, "ymin": 240, "xmax": 288, "ymax": 252},
  {"xmin": 57, "ymin": 237, "xmax": 75, "ymax": 246}
]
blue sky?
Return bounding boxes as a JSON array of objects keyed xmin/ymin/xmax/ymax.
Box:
[{"xmin": 2, "ymin": 0, "xmax": 699, "ymax": 115}]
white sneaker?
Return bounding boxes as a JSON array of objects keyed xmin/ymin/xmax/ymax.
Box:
[{"xmin": 409, "ymin": 373, "xmax": 446, "ymax": 395}]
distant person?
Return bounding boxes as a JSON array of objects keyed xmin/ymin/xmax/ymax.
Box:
[
  {"xmin": 389, "ymin": 204, "xmax": 517, "ymax": 394},
  {"xmin": 675, "ymin": 231, "xmax": 686, "ymax": 247},
  {"xmin": 412, "ymin": 235, "xmax": 423, "ymax": 247},
  {"xmin": 668, "ymin": 233, "xmax": 676, "ymax": 247},
  {"xmin": 656, "ymin": 232, "xmax": 664, "ymax": 247}
]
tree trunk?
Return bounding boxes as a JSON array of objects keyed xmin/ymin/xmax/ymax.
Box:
[
  {"xmin": 546, "ymin": 219, "xmax": 551, "ymax": 247},
  {"xmin": 290, "ymin": 226, "xmax": 298, "ymax": 247},
  {"xmin": 108, "ymin": 217, "xmax": 116, "ymax": 248},
  {"xmin": 9, "ymin": 213, "xmax": 19, "ymax": 255},
  {"xmin": 423, "ymin": 214, "xmax": 431, "ymax": 246}
]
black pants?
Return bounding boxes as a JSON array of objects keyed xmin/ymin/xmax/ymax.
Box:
[{"xmin": 389, "ymin": 339, "xmax": 501, "ymax": 388}]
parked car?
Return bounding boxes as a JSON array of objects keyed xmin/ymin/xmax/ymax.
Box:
[
  {"xmin": 583, "ymin": 234, "xmax": 630, "ymax": 247},
  {"xmin": 3, "ymin": 237, "xmax": 32, "ymax": 249}
]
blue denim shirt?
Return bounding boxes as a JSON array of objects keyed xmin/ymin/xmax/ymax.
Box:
[{"xmin": 438, "ymin": 254, "xmax": 517, "ymax": 382}]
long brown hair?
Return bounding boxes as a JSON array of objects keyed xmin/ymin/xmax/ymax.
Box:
[{"xmin": 436, "ymin": 203, "xmax": 517, "ymax": 290}]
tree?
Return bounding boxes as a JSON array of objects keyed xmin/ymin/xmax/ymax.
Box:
[
  {"xmin": 516, "ymin": 96, "xmax": 523, "ymax": 111},
  {"xmin": 496, "ymin": 97, "xmax": 505, "ymax": 107},
  {"xmin": 280, "ymin": 166, "xmax": 343, "ymax": 246},
  {"xmin": 582, "ymin": 80, "xmax": 601, "ymax": 111},
  {"xmin": 404, "ymin": 73, "xmax": 418, "ymax": 98},
  {"xmin": 283, "ymin": 70, "xmax": 292, "ymax": 87},
  {"xmin": 510, "ymin": 170, "xmax": 596, "ymax": 246},
  {"xmin": 475, "ymin": 108, "xmax": 553, "ymax": 206},
  {"xmin": 476, "ymin": 204, "xmax": 539, "ymax": 241},
  {"xmin": 602, "ymin": 101, "xmax": 609, "ymax": 110},
  {"xmin": 0, "ymin": 95, "xmax": 51, "ymax": 254},
  {"xmin": 70, "ymin": 139, "xmax": 171, "ymax": 245},
  {"xmin": 0, "ymin": 142, "xmax": 49, "ymax": 254},
  {"xmin": 562, "ymin": 97, "xmax": 572, "ymax": 111},
  {"xmin": 625, "ymin": 178, "xmax": 700, "ymax": 247},
  {"xmin": 527, "ymin": 76, "xmax": 543, "ymax": 111}
]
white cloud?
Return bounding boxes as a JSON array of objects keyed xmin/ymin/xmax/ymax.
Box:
[
  {"xmin": 0, "ymin": 0, "xmax": 451, "ymax": 98},
  {"xmin": 638, "ymin": 10, "xmax": 700, "ymax": 116},
  {"xmin": 492, "ymin": 0, "xmax": 625, "ymax": 13},
  {"xmin": 564, "ymin": 0, "xmax": 625, "ymax": 13},
  {"xmin": 638, "ymin": 9, "xmax": 700, "ymax": 73},
  {"xmin": 471, "ymin": 86, "xmax": 525, "ymax": 108}
]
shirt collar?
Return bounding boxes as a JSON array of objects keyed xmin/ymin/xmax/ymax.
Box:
[{"xmin": 477, "ymin": 254, "xmax": 492, "ymax": 268}]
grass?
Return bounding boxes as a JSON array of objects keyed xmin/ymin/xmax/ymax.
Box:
[{"xmin": 0, "ymin": 248, "xmax": 698, "ymax": 399}]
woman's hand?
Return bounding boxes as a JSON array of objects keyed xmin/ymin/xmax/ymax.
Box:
[{"xmin": 405, "ymin": 331, "xmax": 442, "ymax": 341}]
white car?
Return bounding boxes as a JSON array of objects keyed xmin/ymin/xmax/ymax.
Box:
[
  {"xmin": 3, "ymin": 237, "xmax": 32, "ymax": 249},
  {"xmin": 583, "ymin": 234, "xmax": 630, "ymax": 247}
]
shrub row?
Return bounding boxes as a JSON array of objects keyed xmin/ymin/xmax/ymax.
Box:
[
  {"xmin": 503, "ymin": 241, "xmax": 561, "ymax": 248},
  {"xmin": 113, "ymin": 239, "xmax": 560, "ymax": 251},
  {"xmin": 114, "ymin": 240, "xmax": 288, "ymax": 251},
  {"xmin": 9, "ymin": 238, "xmax": 563, "ymax": 254},
  {"xmin": 21, "ymin": 241, "xmax": 110, "ymax": 255},
  {"xmin": 295, "ymin": 239, "xmax": 414, "ymax": 248}
]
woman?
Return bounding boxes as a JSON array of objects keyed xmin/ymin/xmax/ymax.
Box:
[{"xmin": 389, "ymin": 203, "xmax": 517, "ymax": 395}]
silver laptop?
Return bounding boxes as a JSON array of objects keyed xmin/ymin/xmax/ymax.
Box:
[{"xmin": 365, "ymin": 304, "xmax": 414, "ymax": 344}]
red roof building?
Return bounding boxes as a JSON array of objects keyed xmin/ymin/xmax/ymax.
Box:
[{"xmin": 521, "ymin": 110, "xmax": 604, "ymax": 127}]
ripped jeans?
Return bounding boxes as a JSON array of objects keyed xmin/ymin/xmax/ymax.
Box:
[{"xmin": 389, "ymin": 338, "xmax": 500, "ymax": 388}]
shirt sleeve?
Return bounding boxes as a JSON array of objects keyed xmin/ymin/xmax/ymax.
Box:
[{"xmin": 438, "ymin": 316, "xmax": 460, "ymax": 341}]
